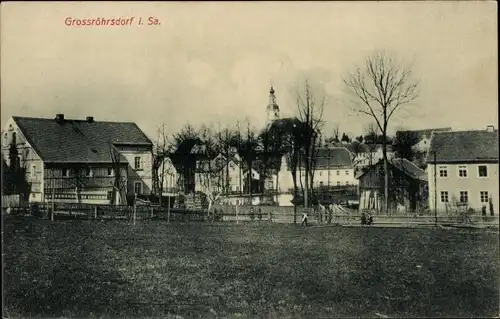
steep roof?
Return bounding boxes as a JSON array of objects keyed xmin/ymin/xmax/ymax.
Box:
[
  {"xmin": 357, "ymin": 158, "xmax": 427, "ymax": 182},
  {"xmin": 13, "ymin": 116, "xmax": 152, "ymax": 163},
  {"xmin": 265, "ymin": 117, "xmax": 301, "ymax": 133},
  {"xmin": 312, "ymin": 147, "xmax": 353, "ymax": 168},
  {"xmin": 426, "ymin": 130, "xmax": 499, "ymax": 164},
  {"xmin": 344, "ymin": 142, "xmax": 392, "ymax": 154},
  {"xmin": 391, "ymin": 158, "xmax": 428, "ymax": 181}
]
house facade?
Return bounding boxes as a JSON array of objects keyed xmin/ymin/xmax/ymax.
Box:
[
  {"xmin": 346, "ymin": 143, "xmax": 395, "ymax": 171},
  {"xmin": 276, "ymin": 147, "xmax": 357, "ymax": 192},
  {"xmin": 1, "ymin": 114, "xmax": 153, "ymax": 205},
  {"xmin": 426, "ymin": 129, "xmax": 498, "ymax": 214},
  {"xmin": 160, "ymin": 157, "xmax": 179, "ymax": 196},
  {"xmin": 194, "ymin": 153, "xmax": 248, "ymax": 195}
]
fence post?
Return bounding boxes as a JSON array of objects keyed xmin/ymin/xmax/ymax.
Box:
[
  {"xmin": 167, "ymin": 196, "xmax": 171, "ymax": 223},
  {"xmin": 133, "ymin": 194, "xmax": 137, "ymax": 226},
  {"xmin": 150, "ymin": 206, "xmax": 154, "ymax": 219},
  {"xmin": 236, "ymin": 203, "xmax": 239, "ymax": 224},
  {"xmin": 94, "ymin": 205, "xmax": 97, "ymax": 219}
]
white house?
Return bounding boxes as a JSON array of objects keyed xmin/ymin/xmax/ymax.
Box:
[
  {"xmin": 426, "ymin": 129, "xmax": 498, "ymax": 214},
  {"xmin": 160, "ymin": 157, "xmax": 179, "ymax": 196},
  {"xmin": 194, "ymin": 152, "xmax": 261, "ymax": 195},
  {"xmin": 275, "ymin": 147, "xmax": 357, "ymax": 192},
  {"xmin": 346, "ymin": 143, "xmax": 395, "ymax": 170}
]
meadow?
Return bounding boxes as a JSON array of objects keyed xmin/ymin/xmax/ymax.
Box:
[{"xmin": 3, "ymin": 216, "xmax": 499, "ymax": 318}]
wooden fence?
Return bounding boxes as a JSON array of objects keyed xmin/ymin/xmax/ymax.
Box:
[
  {"xmin": 3, "ymin": 202, "xmax": 498, "ymax": 226},
  {"xmin": 1, "ymin": 194, "xmax": 29, "ymax": 208}
]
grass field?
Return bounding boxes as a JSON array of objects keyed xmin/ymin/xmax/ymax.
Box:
[{"xmin": 3, "ymin": 216, "xmax": 499, "ymax": 318}]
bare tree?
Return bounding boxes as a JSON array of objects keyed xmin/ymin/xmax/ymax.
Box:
[
  {"xmin": 332, "ymin": 123, "xmax": 340, "ymax": 144},
  {"xmin": 170, "ymin": 123, "xmax": 199, "ymax": 194},
  {"xmin": 196, "ymin": 124, "xmax": 223, "ymax": 212},
  {"xmin": 344, "ymin": 51, "xmax": 419, "ymax": 213},
  {"xmin": 237, "ymin": 121, "xmax": 260, "ymax": 205},
  {"xmin": 152, "ymin": 124, "xmax": 175, "ymax": 205},
  {"xmin": 215, "ymin": 124, "xmax": 237, "ymax": 198},
  {"xmin": 349, "ymin": 140, "xmax": 365, "ymax": 168},
  {"xmin": 109, "ymin": 144, "xmax": 127, "ymax": 205},
  {"xmin": 295, "ymin": 80, "xmax": 325, "ymax": 208}
]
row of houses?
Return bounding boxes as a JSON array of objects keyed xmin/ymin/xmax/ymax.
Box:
[{"xmin": 1, "ymin": 88, "xmax": 498, "ymax": 214}]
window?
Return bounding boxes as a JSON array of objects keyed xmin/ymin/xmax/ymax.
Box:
[
  {"xmin": 134, "ymin": 156, "xmax": 141, "ymax": 170},
  {"xmin": 337, "ymin": 181, "xmax": 340, "ymax": 186},
  {"xmin": 236, "ymin": 186, "xmax": 240, "ymax": 192},
  {"xmin": 345, "ymin": 170, "xmax": 349, "ymax": 175},
  {"xmin": 459, "ymin": 191, "xmax": 468, "ymax": 203},
  {"xmin": 12, "ymin": 132, "xmax": 16, "ymax": 144},
  {"xmin": 107, "ymin": 167, "xmax": 114, "ymax": 176},
  {"xmin": 319, "ymin": 171, "xmax": 322, "ymax": 176},
  {"xmin": 458, "ymin": 166, "xmax": 467, "ymax": 177},
  {"xmin": 345, "ymin": 181, "xmax": 349, "ymax": 185},
  {"xmin": 107, "ymin": 191, "xmax": 113, "ymax": 200},
  {"xmin": 439, "ymin": 166, "xmax": 448, "ymax": 178},
  {"xmin": 3, "ymin": 133, "xmax": 7, "ymax": 145},
  {"xmin": 336, "ymin": 170, "xmax": 340, "ymax": 175},
  {"xmin": 134, "ymin": 182, "xmax": 142, "ymax": 194},
  {"xmin": 62, "ymin": 168, "xmax": 70, "ymax": 177},
  {"xmin": 31, "ymin": 165, "xmax": 36, "ymax": 179},
  {"xmin": 319, "ymin": 182, "xmax": 324, "ymax": 187},
  {"xmin": 480, "ymin": 191, "xmax": 489, "ymax": 203},
  {"xmin": 440, "ymin": 191, "xmax": 449, "ymax": 203},
  {"xmin": 478, "ymin": 165, "xmax": 488, "ymax": 177},
  {"xmin": 84, "ymin": 167, "xmax": 93, "ymax": 177}
]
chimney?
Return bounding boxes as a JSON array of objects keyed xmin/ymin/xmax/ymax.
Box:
[
  {"xmin": 86, "ymin": 116, "xmax": 94, "ymax": 123},
  {"xmin": 55, "ymin": 114, "xmax": 64, "ymax": 123},
  {"xmin": 486, "ymin": 125, "xmax": 495, "ymax": 132}
]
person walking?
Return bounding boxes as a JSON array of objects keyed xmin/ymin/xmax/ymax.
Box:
[{"xmin": 301, "ymin": 210, "xmax": 308, "ymax": 227}]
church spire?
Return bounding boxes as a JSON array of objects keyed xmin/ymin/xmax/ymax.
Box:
[
  {"xmin": 269, "ymin": 86, "xmax": 276, "ymax": 105},
  {"xmin": 266, "ymin": 85, "xmax": 280, "ymax": 125}
]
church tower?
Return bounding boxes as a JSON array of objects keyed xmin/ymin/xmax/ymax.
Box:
[{"xmin": 266, "ymin": 86, "xmax": 280, "ymax": 125}]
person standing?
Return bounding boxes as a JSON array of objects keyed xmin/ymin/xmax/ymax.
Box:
[
  {"xmin": 361, "ymin": 212, "xmax": 367, "ymax": 225},
  {"xmin": 301, "ymin": 210, "xmax": 308, "ymax": 227}
]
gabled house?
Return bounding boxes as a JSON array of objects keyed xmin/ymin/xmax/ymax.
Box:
[
  {"xmin": 275, "ymin": 147, "xmax": 357, "ymax": 193},
  {"xmin": 1, "ymin": 114, "xmax": 153, "ymax": 205},
  {"xmin": 160, "ymin": 157, "xmax": 179, "ymax": 196},
  {"xmin": 358, "ymin": 158, "xmax": 428, "ymax": 213},
  {"xmin": 311, "ymin": 147, "xmax": 357, "ymax": 187},
  {"xmin": 407, "ymin": 127, "xmax": 452, "ymax": 153},
  {"xmin": 345, "ymin": 142, "xmax": 395, "ymax": 171},
  {"xmin": 426, "ymin": 129, "xmax": 498, "ymax": 214}
]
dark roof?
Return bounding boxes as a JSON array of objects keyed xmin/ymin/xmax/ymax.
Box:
[
  {"xmin": 391, "ymin": 158, "xmax": 427, "ymax": 181},
  {"xmin": 426, "ymin": 130, "xmax": 499, "ymax": 163},
  {"xmin": 344, "ymin": 142, "xmax": 392, "ymax": 154},
  {"xmin": 266, "ymin": 117, "xmax": 301, "ymax": 133},
  {"xmin": 13, "ymin": 116, "xmax": 152, "ymax": 163},
  {"xmin": 408, "ymin": 127, "xmax": 452, "ymax": 139},
  {"xmin": 357, "ymin": 158, "xmax": 427, "ymax": 182},
  {"xmin": 311, "ymin": 147, "xmax": 353, "ymax": 168}
]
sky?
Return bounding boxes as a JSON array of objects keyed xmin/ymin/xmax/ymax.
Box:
[{"xmin": 1, "ymin": 1, "xmax": 497, "ymax": 141}]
